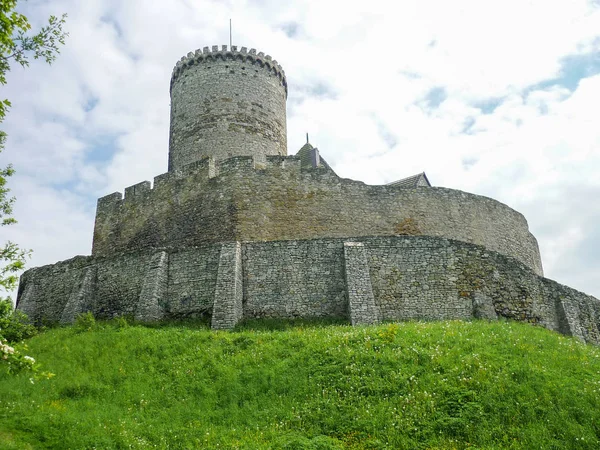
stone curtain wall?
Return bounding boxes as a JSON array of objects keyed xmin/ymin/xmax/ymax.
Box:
[
  {"xmin": 93, "ymin": 159, "xmax": 235, "ymax": 257},
  {"xmin": 231, "ymin": 167, "xmax": 543, "ymax": 276},
  {"xmin": 17, "ymin": 252, "xmax": 152, "ymax": 323},
  {"xmin": 243, "ymin": 239, "xmax": 348, "ymax": 319},
  {"xmin": 17, "ymin": 256, "xmax": 92, "ymax": 323},
  {"xmin": 168, "ymin": 45, "xmax": 288, "ymax": 171},
  {"xmin": 167, "ymin": 246, "xmax": 221, "ymax": 319},
  {"xmin": 17, "ymin": 236, "xmax": 600, "ymax": 345},
  {"xmin": 366, "ymin": 237, "xmax": 474, "ymax": 321},
  {"xmin": 92, "ymin": 156, "xmax": 543, "ymax": 275},
  {"xmin": 363, "ymin": 236, "xmax": 559, "ymax": 324}
]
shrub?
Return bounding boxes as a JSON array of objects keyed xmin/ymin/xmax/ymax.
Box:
[
  {"xmin": 0, "ymin": 299, "xmax": 37, "ymax": 343},
  {"xmin": 0, "ymin": 337, "xmax": 36, "ymax": 374},
  {"xmin": 74, "ymin": 312, "xmax": 96, "ymax": 332},
  {"xmin": 0, "ymin": 300, "xmax": 52, "ymax": 379},
  {"xmin": 112, "ymin": 315, "xmax": 129, "ymax": 330}
]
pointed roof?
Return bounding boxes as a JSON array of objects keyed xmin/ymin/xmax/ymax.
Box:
[
  {"xmin": 296, "ymin": 142, "xmax": 315, "ymax": 167},
  {"xmin": 294, "ymin": 139, "xmax": 337, "ymax": 175},
  {"xmin": 387, "ymin": 172, "xmax": 431, "ymax": 188}
]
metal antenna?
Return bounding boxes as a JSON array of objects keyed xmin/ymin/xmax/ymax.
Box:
[
  {"xmin": 229, "ymin": 19, "xmax": 232, "ymax": 48},
  {"xmin": 306, "ymin": 133, "xmax": 309, "ymax": 144}
]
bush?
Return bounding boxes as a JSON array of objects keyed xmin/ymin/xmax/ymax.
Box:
[
  {"xmin": 112, "ymin": 315, "xmax": 129, "ymax": 330},
  {"xmin": 0, "ymin": 337, "xmax": 36, "ymax": 374},
  {"xmin": 0, "ymin": 299, "xmax": 37, "ymax": 343},
  {"xmin": 74, "ymin": 312, "xmax": 96, "ymax": 332},
  {"xmin": 0, "ymin": 300, "xmax": 52, "ymax": 379}
]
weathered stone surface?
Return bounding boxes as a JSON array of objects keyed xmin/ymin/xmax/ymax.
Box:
[
  {"xmin": 16, "ymin": 255, "xmax": 92, "ymax": 323},
  {"xmin": 344, "ymin": 242, "xmax": 380, "ymax": 325},
  {"xmin": 211, "ymin": 242, "xmax": 243, "ymax": 330},
  {"xmin": 135, "ymin": 251, "xmax": 168, "ymax": 322},
  {"xmin": 15, "ymin": 281, "xmax": 38, "ymax": 321},
  {"xmin": 169, "ymin": 45, "xmax": 287, "ymax": 171},
  {"xmin": 472, "ymin": 292, "xmax": 498, "ymax": 320},
  {"xmin": 60, "ymin": 267, "xmax": 96, "ymax": 324},
  {"xmin": 92, "ymin": 157, "xmax": 543, "ymax": 276},
  {"xmin": 243, "ymin": 239, "xmax": 347, "ymax": 319},
  {"xmin": 17, "ymin": 236, "xmax": 600, "ymax": 344},
  {"xmin": 167, "ymin": 246, "xmax": 220, "ymax": 319}
]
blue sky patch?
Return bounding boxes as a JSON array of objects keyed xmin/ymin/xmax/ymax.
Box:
[
  {"xmin": 423, "ymin": 86, "xmax": 447, "ymax": 109},
  {"xmin": 531, "ymin": 51, "xmax": 600, "ymax": 93}
]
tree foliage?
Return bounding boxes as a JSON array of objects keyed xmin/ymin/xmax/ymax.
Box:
[{"xmin": 0, "ymin": 1, "xmax": 67, "ymax": 302}]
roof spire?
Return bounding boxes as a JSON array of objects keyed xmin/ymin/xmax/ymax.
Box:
[{"xmin": 306, "ymin": 132, "xmax": 309, "ymax": 144}]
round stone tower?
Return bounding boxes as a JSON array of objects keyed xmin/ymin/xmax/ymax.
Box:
[{"xmin": 168, "ymin": 45, "xmax": 288, "ymax": 172}]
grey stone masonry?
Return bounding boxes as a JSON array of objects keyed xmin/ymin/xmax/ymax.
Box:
[
  {"xmin": 135, "ymin": 251, "xmax": 168, "ymax": 322},
  {"xmin": 15, "ymin": 43, "xmax": 600, "ymax": 347},
  {"xmin": 168, "ymin": 45, "xmax": 287, "ymax": 171},
  {"xmin": 546, "ymin": 279, "xmax": 600, "ymax": 343},
  {"xmin": 211, "ymin": 242, "xmax": 243, "ymax": 330},
  {"xmin": 16, "ymin": 281, "xmax": 37, "ymax": 322},
  {"xmin": 243, "ymin": 239, "xmax": 347, "ymax": 319},
  {"xmin": 472, "ymin": 292, "xmax": 499, "ymax": 320},
  {"xmin": 92, "ymin": 156, "xmax": 543, "ymax": 277},
  {"xmin": 557, "ymin": 296, "xmax": 586, "ymax": 342},
  {"xmin": 16, "ymin": 235, "xmax": 600, "ymax": 344},
  {"xmin": 60, "ymin": 267, "xmax": 96, "ymax": 324},
  {"xmin": 344, "ymin": 242, "xmax": 380, "ymax": 325}
]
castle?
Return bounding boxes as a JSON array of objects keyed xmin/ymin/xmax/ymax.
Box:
[{"xmin": 16, "ymin": 45, "xmax": 600, "ymax": 344}]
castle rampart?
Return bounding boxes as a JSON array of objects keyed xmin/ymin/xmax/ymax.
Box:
[
  {"xmin": 168, "ymin": 45, "xmax": 287, "ymax": 171},
  {"xmin": 19, "ymin": 43, "xmax": 598, "ymax": 345},
  {"xmin": 92, "ymin": 155, "xmax": 543, "ymax": 276},
  {"xmin": 16, "ymin": 236, "xmax": 600, "ymax": 344}
]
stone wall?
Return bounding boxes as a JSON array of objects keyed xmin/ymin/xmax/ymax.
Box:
[
  {"xmin": 243, "ymin": 239, "xmax": 348, "ymax": 319},
  {"xmin": 166, "ymin": 246, "xmax": 221, "ymax": 319},
  {"xmin": 93, "ymin": 159, "xmax": 235, "ymax": 257},
  {"xmin": 17, "ymin": 255, "xmax": 92, "ymax": 323},
  {"xmin": 92, "ymin": 155, "xmax": 543, "ymax": 276},
  {"xmin": 168, "ymin": 45, "xmax": 287, "ymax": 171},
  {"xmin": 17, "ymin": 236, "xmax": 600, "ymax": 345},
  {"xmin": 17, "ymin": 252, "xmax": 152, "ymax": 322}
]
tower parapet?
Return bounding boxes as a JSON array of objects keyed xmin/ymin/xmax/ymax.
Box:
[{"xmin": 168, "ymin": 45, "xmax": 288, "ymax": 172}]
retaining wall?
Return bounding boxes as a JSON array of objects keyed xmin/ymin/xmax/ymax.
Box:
[{"xmin": 17, "ymin": 236, "xmax": 599, "ymax": 344}]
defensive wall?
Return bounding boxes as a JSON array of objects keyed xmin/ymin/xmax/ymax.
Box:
[
  {"xmin": 19, "ymin": 42, "xmax": 594, "ymax": 345},
  {"xmin": 93, "ymin": 155, "xmax": 543, "ymax": 276},
  {"xmin": 169, "ymin": 45, "xmax": 288, "ymax": 171},
  {"xmin": 16, "ymin": 236, "xmax": 600, "ymax": 344}
]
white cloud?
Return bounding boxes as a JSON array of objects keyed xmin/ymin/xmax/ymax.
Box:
[{"xmin": 2, "ymin": 0, "xmax": 600, "ymax": 302}]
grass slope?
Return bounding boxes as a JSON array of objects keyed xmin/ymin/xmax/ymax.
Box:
[{"xmin": 1, "ymin": 320, "xmax": 599, "ymax": 449}]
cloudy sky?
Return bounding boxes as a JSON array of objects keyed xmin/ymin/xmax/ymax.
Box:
[{"xmin": 2, "ymin": 0, "xmax": 600, "ymax": 301}]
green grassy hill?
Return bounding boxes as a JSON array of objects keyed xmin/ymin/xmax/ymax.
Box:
[{"xmin": 1, "ymin": 320, "xmax": 599, "ymax": 449}]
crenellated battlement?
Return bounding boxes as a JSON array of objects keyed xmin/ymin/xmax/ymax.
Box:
[
  {"xmin": 92, "ymin": 152, "xmax": 542, "ymax": 277},
  {"xmin": 124, "ymin": 181, "xmax": 151, "ymax": 200},
  {"xmin": 170, "ymin": 44, "xmax": 287, "ymax": 96},
  {"xmin": 96, "ymin": 154, "xmax": 323, "ymax": 211}
]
